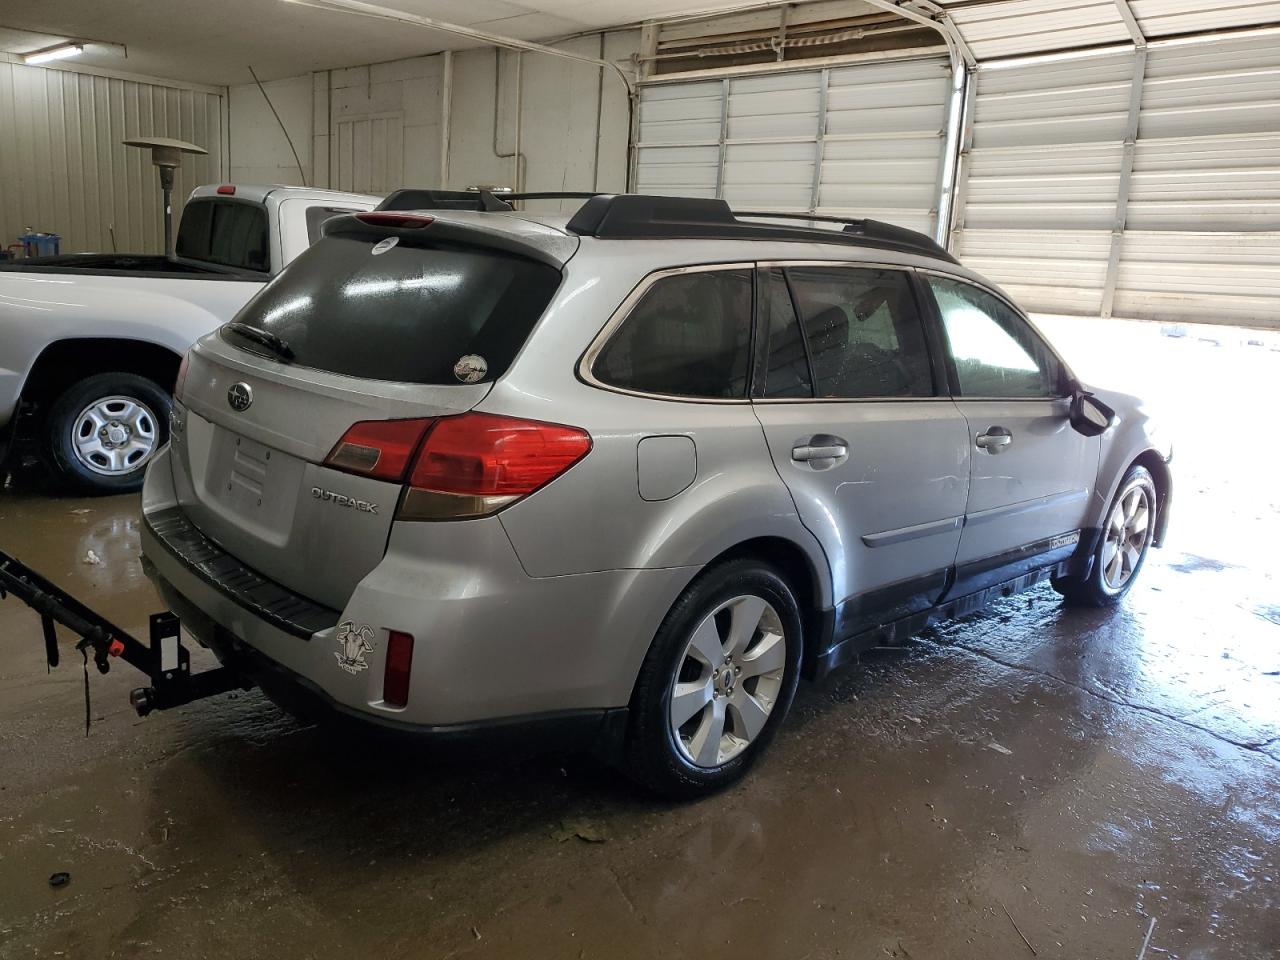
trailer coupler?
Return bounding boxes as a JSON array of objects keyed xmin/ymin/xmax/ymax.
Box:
[{"xmin": 0, "ymin": 548, "xmax": 245, "ymax": 731}]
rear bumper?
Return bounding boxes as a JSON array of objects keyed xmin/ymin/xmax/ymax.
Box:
[{"xmin": 140, "ymin": 445, "xmax": 694, "ymax": 730}]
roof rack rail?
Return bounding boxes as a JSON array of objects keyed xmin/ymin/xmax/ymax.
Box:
[
  {"xmin": 375, "ymin": 189, "xmax": 956, "ymax": 263},
  {"xmin": 566, "ymin": 195, "xmax": 956, "ymax": 263},
  {"xmin": 376, "ymin": 188, "xmax": 606, "ymax": 212}
]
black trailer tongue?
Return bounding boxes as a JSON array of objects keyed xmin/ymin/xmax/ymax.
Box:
[{"xmin": 0, "ymin": 548, "xmax": 244, "ymax": 732}]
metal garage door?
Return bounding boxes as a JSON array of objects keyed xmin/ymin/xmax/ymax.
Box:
[
  {"xmin": 953, "ymin": 32, "xmax": 1280, "ymax": 328},
  {"xmin": 953, "ymin": 50, "xmax": 1137, "ymax": 316},
  {"xmin": 635, "ymin": 56, "xmax": 951, "ymax": 237},
  {"xmin": 1112, "ymin": 33, "xmax": 1280, "ymax": 326}
]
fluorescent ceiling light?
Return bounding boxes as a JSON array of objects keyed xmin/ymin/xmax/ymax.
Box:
[{"xmin": 24, "ymin": 43, "xmax": 84, "ymax": 65}]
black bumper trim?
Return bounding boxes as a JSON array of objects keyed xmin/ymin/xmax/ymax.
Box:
[{"xmin": 143, "ymin": 507, "xmax": 340, "ymax": 639}]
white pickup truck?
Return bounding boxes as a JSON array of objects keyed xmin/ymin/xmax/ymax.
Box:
[{"xmin": 0, "ymin": 184, "xmax": 376, "ymax": 493}]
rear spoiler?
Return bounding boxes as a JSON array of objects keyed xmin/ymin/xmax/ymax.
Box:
[{"xmin": 321, "ymin": 209, "xmax": 578, "ymax": 268}]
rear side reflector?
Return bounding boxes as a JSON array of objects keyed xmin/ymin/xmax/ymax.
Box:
[
  {"xmin": 399, "ymin": 413, "xmax": 592, "ymax": 520},
  {"xmin": 324, "ymin": 418, "xmax": 434, "ymax": 482},
  {"xmin": 382, "ymin": 630, "xmax": 414, "ymax": 707},
  {"xmin": 355, "ymin": 212, "xmax": 435, "ymax": 229}
]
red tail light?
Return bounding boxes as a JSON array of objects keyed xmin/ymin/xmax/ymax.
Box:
[
  {"xmin": 355, "ymin": 212, "xmax": 434, "ymax": 229},
  {"xmin": 324, "ymin": 418, "xmax": 434, "ymax": 482},
  {"xmin": 382, "ymin": 630, "xmax": 414, "ymax": 707},
  {"xmin": 174, "ymin": 352, "xmax": 191, "ymax": 401},
  {"xmin": 400, "ymin": 413, "xmax": 592, "ymax": 520}
]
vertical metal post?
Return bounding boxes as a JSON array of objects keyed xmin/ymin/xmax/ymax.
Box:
[
  {"xmin": 776, "ymin": 5, "xmax": 790, "ymax": 62},
  {"xmin": 440, "ymin": 51, "xmax": 453, "ymax": 188},
  {"xmin": 159, "ymin": 168, "xmax": 175, "ymax": 258},
  {"xmin": 1101, "ymin": 45, "xmax": 1147, "ymax": 319},
  {"xmin": 715, "ymin": 77, "xmax": 730, "ymax": 199},
  {"xmin": 946, "ymin": 68, "xmax": 977, "ymax": 254},
  {"xmin": 809, "ymin": 69, "xmax": 830, "ymax": 214}
]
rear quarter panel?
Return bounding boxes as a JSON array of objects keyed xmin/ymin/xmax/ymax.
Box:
[{"xmin": 482, "ymin": 243, "xmax": 833, "ymax": 608}]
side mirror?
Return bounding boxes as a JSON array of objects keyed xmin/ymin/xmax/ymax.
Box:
[{"xmin": 1069, "ymin": 391, "xmax": 1116, "ymax": 437}]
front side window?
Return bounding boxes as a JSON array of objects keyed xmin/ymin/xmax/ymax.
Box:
[
  {"xmin": 928, "ymin": 276, "xmax": 1063, "ymax": 398},
  {"xmin": 785, "ymin": 266, "xmax": 934, "ymax": 399},
  {"xmin": 594, "ymin": 269, "xmax": 753, "ymax": 399}
]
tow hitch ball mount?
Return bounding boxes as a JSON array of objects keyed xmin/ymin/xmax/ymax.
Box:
[{"xmin": 0, "ymin": 549, "xmax": 241, "ymax": 729}]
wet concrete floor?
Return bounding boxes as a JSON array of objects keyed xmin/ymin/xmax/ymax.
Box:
[{"xmin": 2, "ymin": 323, "xmax": 1278, "ymax": 959}]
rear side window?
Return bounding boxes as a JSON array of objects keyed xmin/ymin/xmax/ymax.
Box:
[
  {"xmin": 785, "ymin": 266, "xmax": 934, "ymax": 398},
  {"xmin": 594, "ymin": 270, "xmax": 753, "ymax": 399},
  {"xmin": 223, "ymin": 234, "xmax": 562, "ymax": 385},
  {"xmin": 759, "ymin": 268, "xmax": 812, "ymax": 399},
  {"xmin": 927, "ymin": 276, "xmax": 1063, "ymax": 398},
  {"xmin": 176, "ymin": 199, "xmax": 269, "ymax": 272}
]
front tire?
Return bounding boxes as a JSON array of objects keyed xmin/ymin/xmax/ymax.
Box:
[
  {"xmin": 1054, "ymin": 465, "xmax": 1157, "ymax": 607},
  {"xmin": 624, "ymin": 559, "xmax": 803, "ymax": 799},
  {"xmin": 45, "ymin": 372, "xmax": 170, "ymax": 494}
]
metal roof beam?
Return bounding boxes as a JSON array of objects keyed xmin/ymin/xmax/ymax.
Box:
[{"xmin": 1113, "ymin": 0, "xmax": 1147, "ymax": 47}]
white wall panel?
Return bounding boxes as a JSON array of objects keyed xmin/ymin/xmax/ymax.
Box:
[{"xmin": 0, "ymin": 62, "xmax": 223, "ymax": 254}]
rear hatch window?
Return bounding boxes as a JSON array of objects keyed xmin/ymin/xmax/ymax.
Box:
[{"xmin": 222, "ymin": 232, "xmax": 562, "ymax": 384}]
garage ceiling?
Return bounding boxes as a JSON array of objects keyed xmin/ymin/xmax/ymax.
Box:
[{"xmin": 0, "ymin": 0, "xmax": 795, "ymax": 86}]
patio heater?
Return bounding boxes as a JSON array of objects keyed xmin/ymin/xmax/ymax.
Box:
[{"xmin": 122, "ymin": 136, "xmax": 208, "ymax": 257}]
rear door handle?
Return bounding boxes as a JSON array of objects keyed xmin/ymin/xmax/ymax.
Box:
[
  {"xmin": 975, "ymin": 427, "xmax": 1013, "ymax": 453},
  {"xmin": 792, "ymin": 435, "xmax": 849, "ymax": 462}
]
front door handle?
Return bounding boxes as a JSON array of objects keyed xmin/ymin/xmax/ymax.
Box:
[
  {"xmin": 975, "ymin": 426, "xmax": 1013, "ymax": 453},
  {"xmin": 792, "ymin": 435, "xmax": 849, "ymax": 462}
]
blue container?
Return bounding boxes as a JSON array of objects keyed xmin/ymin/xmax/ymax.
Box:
[{"xmin": 20, "ymin": 232, "xmax": 61, "ymax": 258}]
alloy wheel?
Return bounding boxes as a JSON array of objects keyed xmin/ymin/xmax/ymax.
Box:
[
  {"xmin": 1101, "ymin": 483, "xmax": 1152, "ymax": 591},
  {"xmin": 669, "ymin": 594, "xmax": 787, "ymax": 768}
]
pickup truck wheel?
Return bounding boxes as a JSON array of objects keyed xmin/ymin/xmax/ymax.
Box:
[{"xmin": 46, "ymin": 373, "xmax": 170, "ymax": 494}]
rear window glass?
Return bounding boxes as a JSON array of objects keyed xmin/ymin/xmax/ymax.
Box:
[
  {"xmin": 176, "ymin": 199, "xmax": 270, "ymax": 272},
  {"xmin": 222, "ymin": 234, "xmax": 561, "ymax": 385}
]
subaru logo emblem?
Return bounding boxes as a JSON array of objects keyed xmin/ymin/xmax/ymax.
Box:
[{"xmin": 227, "ymin": 382, "xmax": 253, "ymax": 412}]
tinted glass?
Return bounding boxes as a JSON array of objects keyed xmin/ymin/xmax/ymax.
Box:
[
  {"xmin": 759, "ymin": 268, "xmax": 812, "ymax": 399},
  {"xmin": 305, "ymin": 206, "xmax": 358, "ymax": 244},
  {"xmin": 595, "ymin": 270, "xmax": 753, "ymax": 399},
  {"xmin": 928, "ymin": 277, "xmax": 1062, "ymax": 398},
  {"xmin": 785, "ymin": 266, "xmax": 934, "ymax": 398},
  {"xmin": 223, "ymin": 234, "xmax": 561, "ymax": 384},
  {"xmin": 176, "ymin": 199, "xmax": 269, "ymax": 272}
]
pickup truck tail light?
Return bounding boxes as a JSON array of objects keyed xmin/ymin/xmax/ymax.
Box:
[{"xmin": 174, "ymin": 352, "xmax": 190, "ymax": 401}]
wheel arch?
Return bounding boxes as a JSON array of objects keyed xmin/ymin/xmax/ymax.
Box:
[
  {"xmin": 698, "ymin": 535, "xmax": 831, "ymax": 675},
  {"xmin": 21, "ymin": 338, "xmax": 183, "ymax": 412},
  {"xmin": 1131, "ymin": 448, "xmax": 1172, "ymax": 547}
]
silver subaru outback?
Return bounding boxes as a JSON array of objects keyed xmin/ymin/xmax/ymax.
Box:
[{"xmin": 140, "ymin": 192, "xmax": 1172, "ymax": 797}]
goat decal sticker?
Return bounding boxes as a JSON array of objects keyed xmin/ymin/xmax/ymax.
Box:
[{"xmin": 334, "ymin": 620, "xmax": 376, "ymax": 674}]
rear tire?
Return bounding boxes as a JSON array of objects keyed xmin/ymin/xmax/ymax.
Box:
[
  {"xmin": 624, "ymin": 559, "xmax": 803, "ymax": 800},
  {"xmin": 45, "ymin": 372, "xmax": 170, "ymax": 495},
  {"xmin": 1054, "ymin": 465, "xmax": 1157, "ymax": 607}
]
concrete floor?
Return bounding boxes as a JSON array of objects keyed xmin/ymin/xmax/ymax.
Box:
[{"xmin": 1, "ymin": 320, "xmax": 1277, "ymax": 959}]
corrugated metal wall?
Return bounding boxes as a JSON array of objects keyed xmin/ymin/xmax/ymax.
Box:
[
  {"xmin": 1112, "ymin": 33, "xmax": 1280, "ymax": 324},
  {"xmin": 635, "ymin": 56, "xmax": 950, "ymax": 236},
  {"xmin": 0, "ymin": 62, "xmax": 224, "ymax": 255}
]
